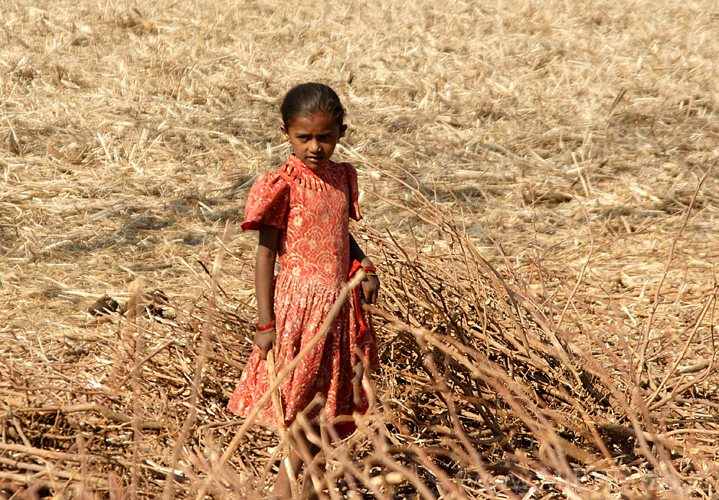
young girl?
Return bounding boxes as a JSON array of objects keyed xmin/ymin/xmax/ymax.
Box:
[{"xmin": 228, "ymin": 83, "xmax": 379, "ymax": 497}]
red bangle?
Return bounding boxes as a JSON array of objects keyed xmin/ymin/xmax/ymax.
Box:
[
  {"xmin": 256, "ymin": 320, "xmax": 275, "ymax": 331},
  {"xmin": 362, "ymin": 266, "xmax": 376, "ymax": 273}
]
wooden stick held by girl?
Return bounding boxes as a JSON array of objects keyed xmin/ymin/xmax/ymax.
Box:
[{"xmin": 227, "ymin": 82, "xmax": 380, "ymax": 498}]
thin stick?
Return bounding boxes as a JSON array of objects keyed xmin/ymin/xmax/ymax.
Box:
[
  {"xmin": 2, "ymin": 403, "xmax": 161, "ymax": 429},
  {"xmin": 117, "ymin": 339, "xmax": 177, "ymax": 389},
  {"xmin": 163, "ymin": 220, "xmax": 234, "ymax": 500},
  {"xmin": 0, "ymin": 456, "xmax": 105, "ymax": 485},
  {"xmin": 0, "ymin": 442, "xmax": 108, "ymax": 463},
  {"xmin": 266, "ymin": 349, "xmax": 297, "ymax": 499},
  {"xmin": 636, "ymin": 163, "xmax": 714, "ymax": 380},
  {"xmin": 646, "ymin": 289, "xmax": 717, "ymax": 407}
]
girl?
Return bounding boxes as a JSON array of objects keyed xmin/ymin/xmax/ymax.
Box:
[{"xmin": 228, "ymin": 83, "xmax": 379, "ymax": 497}]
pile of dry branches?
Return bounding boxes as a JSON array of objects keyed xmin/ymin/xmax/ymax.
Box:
[
  {"xmin": 352, "ymin": 166, "xmax": 719, "ymax": 498},
  {"xmin": 2, "ymin": 165, "xmax": 717, "ymax": 499}
]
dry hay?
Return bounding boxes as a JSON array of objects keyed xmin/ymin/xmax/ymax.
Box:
[{"xmin": 1, "ymin": 0, "xmax": 719, "ymax": 498}]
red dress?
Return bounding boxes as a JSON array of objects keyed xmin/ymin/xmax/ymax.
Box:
[{"xmin": 227, "ymin": 154, "xmax": 378, "ymax": 434}]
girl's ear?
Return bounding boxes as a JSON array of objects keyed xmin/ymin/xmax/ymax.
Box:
[
  {"xmin": 280, "ymin": 125, "xmax": 289, "ymax": 141},
  {"xmin": 339, "ymin": 124, "xmax": 347, "ymax": 138}
]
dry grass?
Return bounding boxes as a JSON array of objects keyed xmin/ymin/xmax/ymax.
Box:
[{"xmin": 1, "ymin": 0, "xmax": 719, "ymax": 498}]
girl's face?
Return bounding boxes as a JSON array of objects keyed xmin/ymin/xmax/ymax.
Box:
[{"xmin": 281, "ymin": 111, "xmax": 346, "ymax": 171}]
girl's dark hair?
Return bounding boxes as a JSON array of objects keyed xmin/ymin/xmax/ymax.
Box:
[{"xmin": 280, "ymin": 83, "xmax": 345, "ymax": 130}]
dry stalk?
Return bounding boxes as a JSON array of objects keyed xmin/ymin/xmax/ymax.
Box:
[
  {"xmin": 636, "ymin": 164, "xmax": 714, "ymax": 381},
  {"xmin": 3, "ymin": 404, "xmax": 162, "ymax": 430},
  {"xmin": 162, "ymin": 220, "xmax": 233, "ymax": 500},
  {"xmin": 266, "ymin": 349, "xmax": 298, "ymax": 498},
  {"xmin": 647, "ymin": 287, "xmax": 718, "ymax": 408},
  {"xmin": 127, "ymin": 281, "xmax": 145, "ymax": 500}
]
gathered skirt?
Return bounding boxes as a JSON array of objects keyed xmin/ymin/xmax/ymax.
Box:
[{"xmin": 227, "ymin": 271, "xmax": 377, "ymax": 434}]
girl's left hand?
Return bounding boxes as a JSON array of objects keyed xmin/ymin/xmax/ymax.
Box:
[
  {"xmin": 361, "ymin": 274, "xmax": 380, "ymax": 304},
  {"xmin": 352, "ymin": 362, "xmax": 364, "ymax": 407}
]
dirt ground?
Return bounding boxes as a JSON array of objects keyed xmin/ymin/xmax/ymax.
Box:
[{"xmin": 1, "ymin": 0, "xmax": 718, "ymax": 498}]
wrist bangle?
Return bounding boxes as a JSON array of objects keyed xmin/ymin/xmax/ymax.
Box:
[
  {"xmin": 365, "ymin": 271, "xmax": 377, "ymax": 277},
  {"xmin": 362, "ymin": 266, "xmax": 376, "ymax": 273},
  {"xmin": 256, "ymin": 320, "xmax": 275, "ymax": 331}
]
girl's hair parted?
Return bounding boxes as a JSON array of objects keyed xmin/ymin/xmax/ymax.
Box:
[{"xmin": 280, "ymin": 83, "xmax": 345, "ymax": 130}]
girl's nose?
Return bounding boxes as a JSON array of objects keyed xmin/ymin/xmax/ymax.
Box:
[{"xmin": 310, "ymin": 140, "xmax": 322, "ymax": 152}]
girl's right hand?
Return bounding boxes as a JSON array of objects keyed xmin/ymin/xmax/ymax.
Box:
[
  {"xmin": 254, "ymin": 327, "xmax": 276, "ymax": 360},
  {"xmin": 361, "ymin": 274, "xmax": 380, "ymax": 304}
]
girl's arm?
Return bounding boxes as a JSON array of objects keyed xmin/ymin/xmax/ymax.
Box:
[
  {"xmin": 255, "ymin": 225, "xmax": 280, "ymax": 360},
  {"xmin": 349, "ymin": 233, "xmax": 380, "ymax": 304}
]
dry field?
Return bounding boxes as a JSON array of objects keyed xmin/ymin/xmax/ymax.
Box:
[{"xmin": 1, "ymin": 0, "xmax": 719, "ymax": 498}]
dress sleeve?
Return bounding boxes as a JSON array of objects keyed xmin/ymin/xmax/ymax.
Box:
[
  {"xmin": 344, "ymin": 163, "xmax": 362, "ymax": 221},
  {"xmin": 241, "ymin": 171, "xmax": 290, "ymax": 231}
]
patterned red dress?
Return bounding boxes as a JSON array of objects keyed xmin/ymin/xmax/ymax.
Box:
[{"xmin": 227, "ymin": 154, "xmax": 378, "ymax": 434}]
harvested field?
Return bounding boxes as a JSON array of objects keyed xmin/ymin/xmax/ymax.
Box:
[{"xmin": 1, "ymin": 0, "xmax": 718, "ymax": 498}]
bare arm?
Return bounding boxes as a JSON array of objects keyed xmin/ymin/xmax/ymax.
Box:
[
  {"xmin": 349, "ymin": 233, "xmax": 380, "ymax": 304},
  {"xmin": 255, "ymin": 225, "xmax": 280, "ymax": 359}
]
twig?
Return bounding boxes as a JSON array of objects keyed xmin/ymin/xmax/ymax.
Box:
[
  {"xmin": 0, "ymin": 442, "xmax": 109, "ymax": 463},
  {"xmin": 5, "ymin": 403, "xmax": 163, "ymax": 429},
  {"xmin": 636, "ymin": 163, "xmax": 714, "ymax": 381},
  {"xmin": 117, "ymin": 339, "xmax": 177, "ymax": 389},
  {"xmin": 646, "ymin": 288, "xmax": 717, "ymax": 408},
  {"xmin": 266, "ymin": 349, "xmax": 297, "ymax": 498},
  {"xmin": 0, "ymin": 456, "xmax": 107, "ymax": 486}
]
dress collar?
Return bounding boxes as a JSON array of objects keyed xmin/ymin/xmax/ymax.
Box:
[{"xmin": 282, "ymin": 154, "xmax": 336, "ymax": 191}]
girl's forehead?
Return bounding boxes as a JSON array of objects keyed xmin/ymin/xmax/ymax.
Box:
[{"xmin": 288, "ymin": 111, "xmax": 339, "ymax": 131}]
